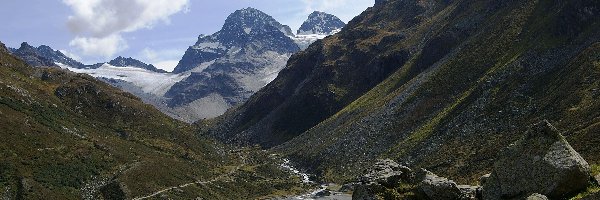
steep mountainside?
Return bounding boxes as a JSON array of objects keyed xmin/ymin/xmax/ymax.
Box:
[
  {"xmin": 164, "ymin": 8, "xmax": 300, "ymax": 121},
  {"xmin": 0, "ymin": 42, "xmax": 308, "ymax": 199},
  {"xmin": 206, "ymin": 0, "xmax": 600, "ymax": 185}
]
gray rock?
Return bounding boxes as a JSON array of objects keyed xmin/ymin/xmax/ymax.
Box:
[
  {"xmin": 359, "ymin": 159, "xmax": 411, "ymax": 186},
  {"xmin": 527, "ymin": 193, "xmax": 549, "ymax": 200},
  {"xmin": 594, "ymin": 174, "xmax": 600, "ymax": 185},
  {"xmin": 353, "ymin": 159, "xmax": 409, "ymax": 200},
  {"xmin": 416, "ymin": 169, "xmax": 462, "ymax": 200},
  {"xmin": 483, "ymin": 120, "xmax": 591, "ymax": 199}
]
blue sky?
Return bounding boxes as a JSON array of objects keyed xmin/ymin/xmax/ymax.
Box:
[{"xmin": 0, "ymin": 0, "xmax": 373, "ymax": 71}]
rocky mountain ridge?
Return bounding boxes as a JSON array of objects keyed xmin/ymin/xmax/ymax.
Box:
[
  {"xmin": 11, "ymin": 42, "xmax": 60, "ymax": 67},
  {"xmin": 9, "ymin": 8, "xmax": 347, "ymax": 123},
  {"xmin": 163, "ymin": 8, "xmax": 347, "ymax": 121},
  {"xmin": 107, "ymin": 56, "xmax": 167, "ymax": 73}
]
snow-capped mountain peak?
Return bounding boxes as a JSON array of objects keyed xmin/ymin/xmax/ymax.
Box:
[
  {"xmin": 297, "ymin": 11, "xmax": 346, "ymax": 35},
  {"xmin": 291, "ymin": 11, "xmax": 346, "ymax": 50}
]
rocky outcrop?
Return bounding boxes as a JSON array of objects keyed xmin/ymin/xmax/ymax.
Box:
[
  {"xmin": 482, "ymin": 120, "xmax": 591, "ymax": 199},
  {"xmin": 352, "ymin": 159, "xmax": 476, "ymax": 200},
  {"xmin": 358, "ymin": 159, "xmax": 410, "ymax": 186}
]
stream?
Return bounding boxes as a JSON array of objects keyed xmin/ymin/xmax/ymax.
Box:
[{"xmin": 277, "ymin": 158, "xmax": 352, "ymax": 200}]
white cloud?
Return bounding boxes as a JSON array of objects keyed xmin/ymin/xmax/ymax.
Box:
[
  {"xmin": 69, "ymin": 34, "xmax": 127, "ymax": 58},
  {"xmin": 63, "ymin": 0, "xmax": 189, "ymax": 58},
  {"xmin": 59, "ymin": 49, "xmax": 82, "ymax": 61}
]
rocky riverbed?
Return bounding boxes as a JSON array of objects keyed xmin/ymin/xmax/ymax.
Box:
[{"xmin": 275, "ymin": 156, "xmax": 352, "ymax": 200}]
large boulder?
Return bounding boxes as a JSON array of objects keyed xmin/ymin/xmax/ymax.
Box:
[
  {"xmin": 358, "ymin": 159, "xmax": 411, "ymax": 186},
  {"xmin": 482, "ymin": 120, "xmax": 591, "ymax": 199},
  {"xmin": 353, "ymin": 159, "xmax": 478, "ymax": 200},
  {"xmin": 415, "ymin": 169, "xmax": 462, "ymax": 199},
  {"xmin": 353, "ymin": 159, "xmax": 410, "ymax": 200}
]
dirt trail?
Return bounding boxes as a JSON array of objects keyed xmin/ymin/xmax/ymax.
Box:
[{"xmin": 132, "ymin": 152, "xmax": 246, "ymax": 200}]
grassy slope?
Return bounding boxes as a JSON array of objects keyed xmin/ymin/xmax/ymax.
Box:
[
  {"xmin": 0, "ymin": 47, "xmax": 307, "ymax": 199},
  {"xmin": 274, "ymin": 0, "xmax": 600, "ymax": 184}
]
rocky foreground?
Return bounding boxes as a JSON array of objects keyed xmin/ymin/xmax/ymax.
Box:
[{"xmin": 331, "ymin": 121, "xmax": 599, "ymax": 200}]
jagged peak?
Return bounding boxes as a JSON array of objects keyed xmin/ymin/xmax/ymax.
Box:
[
  {"xmin": 297, "ymin": 11, "xmax": 345, "ymax": 35},
  {"xmin": 18, "ymin": 42, "xmax": 35, "ymax": 50},
  {"xmin": 222, "ymin": 7, "xmax": 282, "ymax": 31},
  {"xmin": 308, "ymin": 11, "xmax": 328, "ymax": 17}
]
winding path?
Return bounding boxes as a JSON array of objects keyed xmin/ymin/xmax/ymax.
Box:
[{"xmin": 132, "ymin": 153, "xmax": 246, "ymax": 200}]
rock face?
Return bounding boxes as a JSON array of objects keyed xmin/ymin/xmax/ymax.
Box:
[
  {"xmin": 107, "ymin": 56, "xmax": 167, "ymax": 73},
  {"xmin": 165, "ymin": 7, "xmax": 300, "ymax": 120},
  {"xmin": 172, "ymin": 7, "xmax": 298, "ymax": 74},
  {"xmin": 482, "ymin": 120, "xmax": 591, "ymax": 199},
  {"xmin": 297, "ymin": 11, "xmax": 345, "ymax": 35}
]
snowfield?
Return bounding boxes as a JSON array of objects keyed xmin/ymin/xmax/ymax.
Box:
[
  {"xmin": 57, "ymin": 63, "xmax": 189, "ymax": 96},
  {"xmin": 291, "ymin": 29, "xmax": 340, "ymax": 50}
]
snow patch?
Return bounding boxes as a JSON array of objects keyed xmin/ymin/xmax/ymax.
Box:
[
  {"xmin": 192, "ymin": 42, "xmax": 226, "ymax": 53},
  {"xmin": 57, "ymin": 63, "xmax": 189, "ymax": 96}
]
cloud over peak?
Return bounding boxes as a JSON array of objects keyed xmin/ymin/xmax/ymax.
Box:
[{"xmin": 63, "ymin": 0, "xmax": 189, "ymax": 58}]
